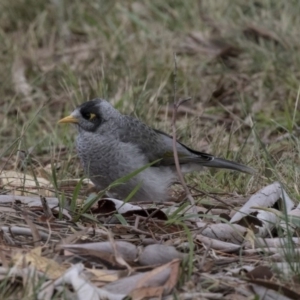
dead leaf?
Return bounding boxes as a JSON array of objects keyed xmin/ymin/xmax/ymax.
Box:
[
  {"xmin": 52, "ymin": 264, "xmax": 125, "ymax": 300},
  {"xmin": 0, "ymin": 195, "xmax": 71, "ymax": 220},
  {"xmin": 0, "ymin": 171, "xmax": 55, "ymax": 197},
  {"xmin": 201, "ymin": 223, "xmax": 247, "ymax": 244},
  {"xmin": 12, "ymin": 247, "xmax": 67, "ymax": 279},
  {"xmin": 247, "ymin": 278, "xmax": 300, "ymax": 300},
  {"xmin": 94, "ymin": 198, "xmax": 168, "ymax": 220},
  {"xmin": 103, "ymin": 260, "xmax": 180, "ymax": 296},
  {"xmin": 130, "ymin": 286, "xmax": 164, "ymax": 300},
  {"xmin": 246, "ymin": 266, "xmax": 273, "ymax": 280},
  {"xmin": 61, "ymin": 241, "xmax": 138, "ymax": 265},
  {"xmin": 138, "ymin": 244, "xmax": 186, "ymax": 265},
  {"xmin": 87, "ymin": 268, "xmax": 120, "ymax": 283},
  {"xmin": 133, "ymin": 259, "xmax": 180, "ymax": 296},
  {"xmin": 230, "ymin": 182, "xmax": 294, "ymax": 236},
  {"xmin": 197, "ymin": 234, "xmax": 241, "ymax": 253}
]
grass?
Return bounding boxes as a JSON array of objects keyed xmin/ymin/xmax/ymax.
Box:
[{"xmin": 1, "ymin": 0, "xmax": 300, "ymax": 298}]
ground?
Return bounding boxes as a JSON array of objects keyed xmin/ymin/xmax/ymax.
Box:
[{"xmin": 1, "ymin": 0, "xmax": 300, "ymax": 299}]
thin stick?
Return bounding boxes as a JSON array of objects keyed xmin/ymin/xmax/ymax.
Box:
[{"xmin": 171, "ymin": 53, "xmax": 197, "ymax": 211}]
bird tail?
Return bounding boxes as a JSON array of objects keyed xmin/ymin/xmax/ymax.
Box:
[{"xmin": 202, "ymin": 157, "xmax": 255, "ymax": 174}]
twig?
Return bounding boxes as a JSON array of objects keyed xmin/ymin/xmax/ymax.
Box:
[
  {"xmin": 187, "ymin": 185, "xmax": 234, "ymax": 208},
  {"xmin": 171, "ymin": 53, "xmax": 197, "ymax": 215},
  {"xmin": 40, "ymin": 195, "xmax": 54, "ymax": 219}
]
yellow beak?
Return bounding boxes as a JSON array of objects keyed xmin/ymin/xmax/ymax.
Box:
[{"xmin": 58, "ymin": 115, "xmax": 79, "ymax": 124}]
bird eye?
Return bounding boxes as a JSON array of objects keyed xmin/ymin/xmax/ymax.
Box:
[
  {"xmin": 82, "ymin": 112, "xmax": 96, "ymax": 121},
  {"xmin": 89, "ymin": 113, "xmax": 96, "ymax": 120}
]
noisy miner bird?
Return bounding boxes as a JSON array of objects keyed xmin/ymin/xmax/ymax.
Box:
[{"xmin": 58, "ymin": 98, "xmax": 255, "ymax": 202}]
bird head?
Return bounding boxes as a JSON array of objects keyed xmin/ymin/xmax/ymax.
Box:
[{"xmin": 58, "ymin": 98, "xmax": 118, "ymax": 132}]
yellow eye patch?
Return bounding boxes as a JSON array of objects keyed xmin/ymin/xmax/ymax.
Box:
[{"xmin": 89, "ymin": 113, "xmax": 96, "ymax": 120}]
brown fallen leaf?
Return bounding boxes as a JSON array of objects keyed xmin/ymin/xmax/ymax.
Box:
[
  {"xmin": 246, "ymin": 265, "xmax": 274, "ymax": 280},
  {"xmin": 130, "ymin": 286, "xmax": 164, "ymax": 300},
  {"xmin": 130, "ymin": 259, "xmax": 180, "ymax": 299},
  {"xmin": 0, "ymin": 171, "xmax": 55, "ymax": 197},
  {"xmin": 103, "ymin": 259, "xmax": 180, "ymax": 297},
  {"xmin": 12, "ymin": 247, "xmax": 67, "ymax": 280},
  {"xmin": 61, "ymin": 241, "xmax": 138, "ymax": 268},
  {"xmin": 87, "ymin": 268, "xmax": 121, "ymax": 283}
]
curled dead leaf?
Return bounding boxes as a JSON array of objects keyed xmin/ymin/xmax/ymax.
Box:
[
  {"xmin": 230, "ymin": 182, "xmax": 294, "ymax": 237},
  {"xmin": 138, "ymin": 244, "xmax": 186, "ymax": 266},
  {"xmin": 61, "ymin": 241, "xmax": 138, "ymax": 262},
  {"xmin": 201, "ymin": 223, "xmax": 246, "ymax": 244}
]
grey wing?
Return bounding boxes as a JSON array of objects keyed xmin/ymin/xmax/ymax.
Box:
[
  {"xmin": 155, "ymin": 130, "xmax": 255, "ymax": 174},
  {"xmin": 153, "ymin": 129, "xmax": 214, "ymax": 165},
  {"xmin": 117, "ymin": 116, "xmax": 164, "ymax": 161},
  {"xmin": 118, "ymin": 116, "xmax": 213, "ymax": 165},
  {"xmin": 118, "ymin": 116, "xmax": 254, "ymax": 174}
]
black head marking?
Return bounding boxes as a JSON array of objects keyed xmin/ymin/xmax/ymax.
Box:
[{"xmin": 77, "ymin": 99, "xmax": 103, "ymax": 131}]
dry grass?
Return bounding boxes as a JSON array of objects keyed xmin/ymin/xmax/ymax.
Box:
[{"xmin": 1, "ymin": 0, "xmax": 300, "ymax": 298}]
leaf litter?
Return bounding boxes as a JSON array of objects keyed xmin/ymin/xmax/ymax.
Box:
[{"xmin": 1, "ymin": 168, "xmax": 300, "ymax": 299}]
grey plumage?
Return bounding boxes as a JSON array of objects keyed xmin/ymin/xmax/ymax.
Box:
[{"xmin": 59, "ymin": 98, "xmax": 255, "ymax": 202}]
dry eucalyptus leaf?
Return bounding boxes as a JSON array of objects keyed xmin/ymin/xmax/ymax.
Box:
[
  {"xmin": 130, "ymin": 260, "xmax": 180, "ymax": 299},
  {"xmin": 86, "ymin": 268, "xmax": 121, "ymax": 283},
  {"xmin": 103, "ymin": 272, "xmax": 146, "ymax": 295},
  {"xmin": 0, "ymin": 195, "xmax": 71, "ymax": 220},
  {"xmin": 138, "ymin": 244, "xmax": 186, "ymax": 266},
  {"xmin": 61, "ymin": 241, "xmax": 138, "ymax": 262},
  {"xmin": 99, "ymin": 198, "xmax": 142, "ymax": 214},
  {"xmin": 197, "ymin": 234, "xmax": 241, "ymax": 253},
  {"xmin": 247, "ymin": 279, "xmax": 300, "ymax": 300},
  {"xmin": 104, "ymin": 260, "xmax": 180, "ymax": 297},
  {"xmin": 230, "ymin": 182, "xmax": 294, "ymax": 237},
  {"xmin": 1, "ymin": 226, "xmax": 50, "ymax": 240},
  {"xmin": 0, "ymin": 171, "xmax": 55, "ymax": 196},
  {"xmin": 201, "ymin": 223, "xmax": 246, "ymax": 244},
  {"xmin": 246, "ymin": 266, "xmax": 273, "ymax": 280},
  {"xmin": 244, "ymin": 237, "xmax": 300, "ymax": 249},
  {"xmin": 249, "ymin": 284, "xmax": 292, "ymax": 300},
  {"xmin": 12, "ymin": 247, "xmax": 67, "ymax": 280},
  {"xmin": 96, "ymin": 198, "xmax": 168, "ymax": 220},
  {"xmin": 52, "ymin": 264, "xmax": 125, "ymax": 300}
]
